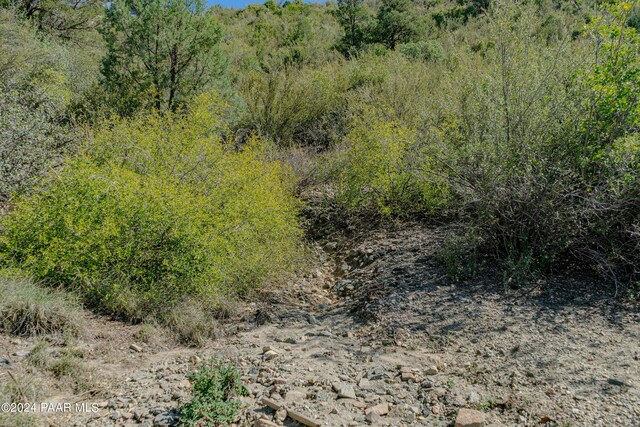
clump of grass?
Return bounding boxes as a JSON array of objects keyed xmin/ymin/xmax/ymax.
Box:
[
  {"xmin": 163, "ymin": 298, "xmax": 234, "ymax": 347},
  {"xmin": 26, "ymin": 340, "xmax": 49, "ymax": 368},
  {"xmin": 0, "ymin": 372, "xmax": 43, "ymax": 404},
  {"xmin": 180, "ymin": 359, "xmax": 248, "ymax": 427},
  {"xmin": 26, "ymin": 338, "xmax": 98, "ymax": 394},
  {"xmin": 46, "ymin": 346, "xmax": 97, "ymax": 393},
  {"xmin": 0, "ymin": 351, "xmax": 44, "ymax": 426},
  {"xmin": 0, "ymin": 272, "xmax": 84, "ymax": 337},
  {"xmin": 133, "ymin": 324, "xmax": 157, "ymax": 344}
]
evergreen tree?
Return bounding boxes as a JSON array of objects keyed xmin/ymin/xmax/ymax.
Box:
[
  {"xmin": 373, "ymin": 0, "xmax": 420, "ymax": 49},
  {"xmin": 335, "ymin": 0, "xmax": 368, "ymax": 56},
  {"xmin": 100, "ymin": 0, "xmax": 225, "ymax": 114}
]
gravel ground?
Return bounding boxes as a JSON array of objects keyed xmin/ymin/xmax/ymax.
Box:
[{"xmin": 1, "ymin": 224, "xmax": 638, "ymax": 427}]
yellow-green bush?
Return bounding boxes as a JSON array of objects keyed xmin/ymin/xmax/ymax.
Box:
[
  {"xmin": 335, "ymin": 110, "xmax": 449, "ymax": 218},
  {"xmin": 0, "ymin": 94, "xmax": 302, "ymax": 320}
]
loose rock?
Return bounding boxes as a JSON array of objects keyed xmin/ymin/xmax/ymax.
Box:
[
  {"xmin": 455, "ymin": 408, "xmax": 485, "ymax": 427},
  {"xmin": 332, "ymin": 382, "xmax": 357, "ymax": 399}
]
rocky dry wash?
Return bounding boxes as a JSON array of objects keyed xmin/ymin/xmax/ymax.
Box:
[{"xmin": 1, "ymin": 224, "xmax": 639, "ymax": 427}]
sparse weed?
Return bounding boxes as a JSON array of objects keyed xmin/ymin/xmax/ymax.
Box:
[{"xmin": 133, "ymin": 324, "xmax": 156, "ymax": 344}]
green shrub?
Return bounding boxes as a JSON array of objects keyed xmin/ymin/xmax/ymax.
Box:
[
  {"xmin": 414, "ymin": 0, "xmax": 639, "ymax": 286},
  {"xmin": 0, "ymin": 270, "xmax": 84, "ymax": 336},
  {"xmin": 0, "ymin": 93, "xmax": 302, "ymax": 321},
  {"xmin": 627, "ymin": 8, "xmax": 640, "ymax": 32},
  {"xmin": 0, "ymin": 85, "xmax": 73, "ymax": 202},
  {"xmin": 345, "ymin": 55, "xmax": 389, "ymax": 89},
  {"xmin": 180, "ymin": 359, "xmax": 248, "ymax": 426},
  {"xmin": 0, "ymin": 9, "xmax": 91, "ymax": 201},
  {"xmin": 335, "ymin": 109, "xmax": 449, "ymax": 218},
  {"xmin": 413, "ymin": 1, "xmax": 585, "ymax": 271},
  {"xmin": 239, "ymin": 64, "xmax": 348, "ymax": 147},
  {"xmin": 585, "ymin": 134, "xmax": 640, "ymax": 284},
  {"xmin": 398, "ymin": 40, "xmax": 446, "ymax": 62},
  {"xmin": 346, "ymin": 53, "xmax": 445, "ymax": 127}
]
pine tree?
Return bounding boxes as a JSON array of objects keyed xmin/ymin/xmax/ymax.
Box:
[
  {"xmin": 373, "ymin": 0, "xmax": 420, "ymax": 49},
  {"xmin": 100, "ymin": 0, "xmax": 225, "ymax": 115},
  {"xmin": 335, "ymin": 0, "xmax": 368, "ymax": 56}
]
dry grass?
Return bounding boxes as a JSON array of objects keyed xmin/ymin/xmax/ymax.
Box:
[
  {"xmin": 162, "ymin": 298, "xmax": 236, "ymax": 347},
  {"xmin": 0, "ymin": 273, "xmax": 84, "ymax": 337}
]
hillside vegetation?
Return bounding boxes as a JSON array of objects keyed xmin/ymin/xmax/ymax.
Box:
[{"xmin": 0, "ymin": 0, "xmax": 638, "ymax": 331}]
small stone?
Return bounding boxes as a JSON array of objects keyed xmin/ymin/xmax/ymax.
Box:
[
  {"xmin": 263, "ymin": 350, "xmax": 278, "ymax": 361},
  {"xmin": 0, "ymin": 358, "xmax": 10, "ymax": 367},
  {"xmin": 454, "ymin": 408, "xmax": 484, "ymax": 427},
  {"xmin": 254, "ymin": 419, "xmax": 279, "ymax": 427},
  {"xmin": 332, "ymin": 382, "xmax": 357, "ymax": 399},
  {"xmin": 467, "ymin": 391, "xmax": 481, "ymax": 404},
  {"xmin": 111, "ymin": 411, "xmax": 121, "ymax": 420},
  {"xmin": 425, "ymin": 366, "xmax": 438, "ymax": 375},
  {"xmin": 367, "ymin": 367, "xmax": 386, "ymax": 380},
  {"xmin": 401, "ymin": 372, "xmax": 416, "ymax": 382},
  {"xmin": 153, "ymin": 411, "xmax": 180, "ymax": 426},
  {"xmin": 13, "ymin": 351, "xmax": 30, "ymax": 357},
  {"xmin": 284, "ymin": 389, "xmax": 306, "ymax": 403},
  {"xmin": 262, "ymin": 346, "xmax": 278, "ymax": 353},
  {"xmin": 365, "ymin": 402, "xmax": 389, "ymax": 416},
  {"xmin": 129, "ymin": 344, "xmax": 143, "ymax": 353},
  {"xmin": 608, "ymin": 378, "xmax": 633, "ymax": 387},
  {"xmin": 270, "ymin": 392, "xmax": 282, "ymax": 400},
  {"xmin": 275, "ymin": 407, "xmax": 287, "ymax": 423},
  {"xmin": 358, "ymin": 378, "xmax": 371, "ymax": 388},
  {"xmin": 351, "ymin": 401, "xmax": 366, "ymax": 409},
  {"xmin": 433, "ymin": 387, "xmax": 447, "ymax": 397},
  {"xmin": 421, "ymin": 380, "xmax": 433, "ymax": 389},
  {"xmin": 365, "ymin": 411, "xmax": 382, "ymax": 424}
]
